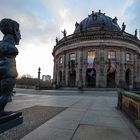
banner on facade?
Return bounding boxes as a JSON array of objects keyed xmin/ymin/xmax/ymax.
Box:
[
  {"xmin": 87, "ymin": 69, "xmax": 95, "ymax": 77},
  {"xmin": 87, "ymin": 51, "xmax": 95, "ymax": 68}
]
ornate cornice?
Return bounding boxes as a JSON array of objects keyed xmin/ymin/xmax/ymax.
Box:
[{"xmin": 53, "ymin": 31, "xmax": 140, "ymax": 54}]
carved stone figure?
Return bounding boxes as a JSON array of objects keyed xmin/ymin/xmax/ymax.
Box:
[
  {"xmin": 56, "ymin": 37, "xmax": 58, "ymax": 44},
  {"xmin": 101, "ymin": 20, "xmax": 106, "ymax": 30},
  {"xmin": 80, "ymin": 24, "xmax": 83, "ymax": 33},
  {"xmin": 112, "ymin": 17, "xmax": 118, "ymax": 23},
  {"xmin": 135, "ymin": 29, "xmax": 137, "ymax": 37},
  {"xmin": 61, "ymin": 29, "xmax": 67, "ymax": 37},
  {"xmin": 121, "ymin": 22, "xmax": 126, "ymax": 32},
  {"xmin": 0, "ymin": 18, "xmax": 21, "ymax": 116},
  {"xmin": 92, "ymin": 11, "xmax": 97, "ymax": 20},
  {"xmin": 75, "ymin": 22, "xmax": 79, "ymax": 28}
]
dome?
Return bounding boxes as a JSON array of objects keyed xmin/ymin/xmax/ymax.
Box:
[{"xmin": 74, "ymin": 10, "xmax": 121, "ymax": 33}]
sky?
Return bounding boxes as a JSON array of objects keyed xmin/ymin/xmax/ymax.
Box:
[{"xmin": 0, "ymin": 0, "xmax": 139, "ymax": 78}]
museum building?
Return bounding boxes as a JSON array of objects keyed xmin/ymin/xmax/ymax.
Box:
[{"xmin": 52, "ymin": 10, "xmax": 140, "ymax": 89}]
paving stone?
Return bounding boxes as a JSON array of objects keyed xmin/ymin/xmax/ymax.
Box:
[
  {"xmin": 72, "ymin": 124, "xmax": 137, "ymax": 140},
  {"xmin": 0, "ymin": 106, "xmax": 66, "ymax": 140},
  {"xmin": 3, "ymin": 90, "xmax": 140, "ymax": 140},
  {"xmin": 45, "ymin": 119, "xmax": 79, "ymax": 130},
  {"xmin": 21, "ymin": 127, "xmax": 73, "ymax": 140}
]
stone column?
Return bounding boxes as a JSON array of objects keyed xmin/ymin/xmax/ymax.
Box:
[
  {"xmin": 115, "ymin": 50, "xmax": 120, "ymax": 87},
  {"xmin": 53, "ymin": 58, "xmax": 56, "ymax": 83},
  {"xmin": 62, "ymin": 52, "xmax": 66, "ymax": 86},
  {"xmin": 96, "ymin": 49, "xmax": 100, "ymax": 87},
  {"xmin": 133, "ymin": 53, "xmax": 138, "ymax": 87},
  {"xmin": 77, "ymin": 47, "xmax": 83, "ymax": 87},
  {"xmin": 56, "ymin": 70, "xmax": 59, "ymax": 85},
  {"xmin": 53, "ymin": 58, "xmax": 58, "ymax": 87},
  {"xmin": 82, "ymin": 49, "xmax": 87, "ymax": 87},
  {"xmin": 119, "ymin": 49, "xmax": 125, "ymax": 88},
  {"xmin": 130, "ymin": 54, "xmax": 134, "ymax": 89},
  {"xmin": 65, "ymin": 53, "xmax": 69, "ymax": 86},
  {"xmin": 75, "ymin": 52, "xmax": 78, "ymax": 86},
  {"xmin": 137, "ymin": 55, "xmax": 140, "ymax": 88},
  {"xmin": 98, "ymin": 46, "xmax": 106, "ymax": 87}
]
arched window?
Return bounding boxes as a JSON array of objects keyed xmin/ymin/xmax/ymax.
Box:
[
  {"xmin": 125, "ymin": 53, "xmax": 131, "ymax": 61},
  {"xmin": 86, "ymin": 68, "xmax": 96, "ymax": 87},
  {"xmin": 108, "ymin": 51, "xmax": 116, "ymax": 59},
  {"xmin": 59, "ymin": 57, "xmax": 63, "ymax": 64},
  {"xmin": 69, "ymin": 53, "xmax": 76, "ymax": 69}
]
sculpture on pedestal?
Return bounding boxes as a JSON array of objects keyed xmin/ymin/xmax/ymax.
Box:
[
  {"xmin": 56, "ymin": 37, "xmax": 58, "ymax": 44},
  {"xmin": 134, "ymin": 29, "xmax": 137, "ymax": 37},
  {"xmin": 61, "ymin": 29, "xmax": 67, "ymax": 38},
  {"xmin": 0, "ymin": 18, "xmax": 21, "ymax": 116},
  {"xmin": 121, "ymin": 22, "xmax": 126, "ymax": 32}
]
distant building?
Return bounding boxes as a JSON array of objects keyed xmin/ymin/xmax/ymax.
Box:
[
  {"xmin": 42, "ymin": 75, "xmax": 51, "ymax": 81},
  {"xmin": 52, "ymin": 10, "xmax": 140, "ymax": 89}
]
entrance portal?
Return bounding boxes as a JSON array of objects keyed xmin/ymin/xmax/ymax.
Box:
[
  {"xmin": 86, "ymin": 68, "xmax": 96, "ymax": 87},
  {"xmin": 69, "ymin": 70, "xmax": 76, "ymax": 87},
  {"xmin": 125, "ymin": 69, "xmax": 131, "ymax": 86},
  {"xmin": 107, "ymin": 69, "xmax": 116, "ymax": 87},
  {"xmin": 59, "ymin": 71, "xmax": 62, "ymax": 86}
]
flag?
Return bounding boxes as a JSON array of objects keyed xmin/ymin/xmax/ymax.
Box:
[
  {"xmin": 108, "ymin": 59, "xmax": 116, "ymax": 73},
  {"xmin": 87, "ymin": 52, "xmax": 95, "ymax": 68}
]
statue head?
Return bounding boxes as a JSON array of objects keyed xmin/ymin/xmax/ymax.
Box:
[{"xmin": 0, "ymin": 18, "xmax": 21, "ymax": 45}]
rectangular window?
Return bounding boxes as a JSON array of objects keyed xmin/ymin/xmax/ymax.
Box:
[
  {"xmin": 108, "ymin": 51, "xmax": 116, "ymax": 59},
  {"xmin": 87, "ymin": 50, "xmax": 96, "ymax": 68},
  {"xmin": 126, "ymin": 53, "xmax": 131, "ymax": 61},
  {"xmin": 70, "ymin": 53, "xmax": 76, "ymax": 60}
]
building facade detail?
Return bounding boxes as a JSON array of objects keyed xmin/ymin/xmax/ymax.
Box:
[{"xmin": 52, "ymin": 11, "xmax": 140, "ymax": 89}]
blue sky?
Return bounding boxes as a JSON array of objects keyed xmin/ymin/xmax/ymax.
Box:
[{"xmin": 0, "ymin": 0, "xmax": 139, "ymax": 78}]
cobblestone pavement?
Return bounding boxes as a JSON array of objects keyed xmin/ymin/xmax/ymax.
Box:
[
  {"xmin": 4, "ymin": 89, "xmax": 140, "ymax": 140},
  {"xmin": 0, "ymin": 106, "xmax": 66, "ymax": 140}
]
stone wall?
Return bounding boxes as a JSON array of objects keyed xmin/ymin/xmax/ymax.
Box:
[
  {"xmin": 53, "ymin": 34, "xmax": 140, "ymax": 89},
  {"xmin": 117, "ymin": 90, "xmax": 140, "ymax": 120}
]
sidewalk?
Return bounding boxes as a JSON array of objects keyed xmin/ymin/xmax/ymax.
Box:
[{"xmin": 10, "ymin": 92, "xmax": 138, "ymax": 140}]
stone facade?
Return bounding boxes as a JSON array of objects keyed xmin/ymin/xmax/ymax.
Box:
[{"xmin": 52, "ymin": 11, "xmax": 140, "ymax": 89}]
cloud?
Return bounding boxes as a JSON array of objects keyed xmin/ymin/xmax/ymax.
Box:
[
  {"xmin": 0, "ymin": 0, "xmax": 57, "ymax": 77},
  {"xmin": 124, "ymin": 0, "xmax": 140, "ymax": 33}
]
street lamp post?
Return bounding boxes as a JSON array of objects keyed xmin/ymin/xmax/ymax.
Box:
[{"xmin": 37, "ymin": 67, "xmax": 41, "ymax": 90}]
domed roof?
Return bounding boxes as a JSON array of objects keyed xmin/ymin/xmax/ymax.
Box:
[{"xmin": 74, "ymin": 10, "xmax": 121, "ymax": 33}]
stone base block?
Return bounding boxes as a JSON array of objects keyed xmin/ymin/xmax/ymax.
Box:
[{"xmin": 0, "ymin": 112, "xmax": 23, "ymax": 134}]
